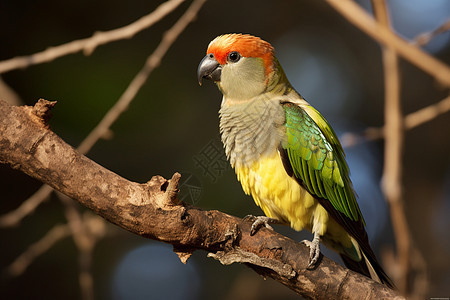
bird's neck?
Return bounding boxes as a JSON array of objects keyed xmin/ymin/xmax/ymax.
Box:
[
  {"xmin": 219, "ymin": 96, "xmax": 285, "ymax": 168},
  {"xmin": 218, "ymin": 58, "xmax": 303, "ymax": 167},
  {"xmin": 266, "ymin": 57, "xmax": 294, "ymax": 96}
]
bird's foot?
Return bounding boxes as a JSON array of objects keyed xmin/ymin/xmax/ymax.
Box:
[
  {"xmin": 301, "ymin": 231, "xmax": 321, "ymax": 269},
  {"xmin": 243, "ymin": 215, "xmax": 279, "ymax": 236}
]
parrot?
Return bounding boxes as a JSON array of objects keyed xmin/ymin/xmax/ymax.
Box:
[{"xmin": 197, "ymin": 33, "xmax": 394, "ymax": 288}]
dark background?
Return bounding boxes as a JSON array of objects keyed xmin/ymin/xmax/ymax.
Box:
[{"xmin": 1, "ymin": 0, "xmax": 449, "ymax": 299}]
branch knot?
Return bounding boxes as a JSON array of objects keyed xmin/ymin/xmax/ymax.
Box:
[{"xmin": 28, "ymin": 99, "xmax": 57, "ymax": 128}]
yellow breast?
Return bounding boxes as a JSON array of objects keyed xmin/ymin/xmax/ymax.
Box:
[
  {"xmin": 235, "ymin": 150, "xmax": 360, "ymax": 258},
  {"xmin": 235, "ymin": 150, "xmax": 329, "ymax": 235}
]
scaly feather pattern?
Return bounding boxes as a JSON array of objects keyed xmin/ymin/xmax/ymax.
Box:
[
  {"xmin": 280, "ymin": 101, "xmax": 394, "ymax": 287},
  {"xmin": 282, "ymin": 102, "xmax": 362, "ymax": 222}
]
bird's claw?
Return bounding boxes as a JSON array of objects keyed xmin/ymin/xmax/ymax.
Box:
[
  {"xmin": 302, "ymin": 232, "xmax": 321, "ymax": 269},
  {"xmin": 243, "ymin": 215, "xmax": 278, "ymax": 236}
]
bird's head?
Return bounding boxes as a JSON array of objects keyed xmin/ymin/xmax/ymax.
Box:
[{"xmin": 197, "ymin": 33, "xmax": 277, "ymax": 101}]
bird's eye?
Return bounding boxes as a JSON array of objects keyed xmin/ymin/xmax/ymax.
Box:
[{"xmin": 227, "ymin": 51, "xmax": 241, "ymax": 63}]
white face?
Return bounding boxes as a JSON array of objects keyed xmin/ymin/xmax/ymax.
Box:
[{"xmin": 218, "ymin": 56, "xmax": 267, "ymax": 102}]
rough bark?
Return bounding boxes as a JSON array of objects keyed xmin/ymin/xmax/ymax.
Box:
[{"xmin": 0, "ymin": 99, "xmax": 403, "ymax": 299}]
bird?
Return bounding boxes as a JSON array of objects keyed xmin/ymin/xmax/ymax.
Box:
[{"xmin": 197, "ymin": 33, "xmax": 394, "ymax": 287}]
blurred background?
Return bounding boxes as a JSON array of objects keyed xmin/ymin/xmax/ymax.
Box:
[{"xmin": 0, "ymin": 0, "xmax": 449, "ymax": 299}]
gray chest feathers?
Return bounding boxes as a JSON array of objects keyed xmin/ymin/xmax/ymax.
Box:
[{"xmin": 219, "ymin": 98, "xmax": 286, "ymax": 168}]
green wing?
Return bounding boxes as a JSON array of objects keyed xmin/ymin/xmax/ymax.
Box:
[
  {"xmin": 280, "ymin": 102, "xmax": 396, "ymax": 287},
  {"xmin": 281, "ymin": 102, "xmax": 364, "ymax": 223}
]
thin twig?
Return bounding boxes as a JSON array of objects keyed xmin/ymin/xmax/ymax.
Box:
[
  {"xmin": 0, "ymin": 0, "xmax": 207, "ymax": 228},
  {"xmin": 326, "ymin": 0, "xmax": 450, "ymax": 86},
  {"xmin": 371, "ymin": 0, "xmax": 408, "ymax": 292},
  {"xmin": 0, "ymin": 77, "xmax": 22, "ymax": 105},
  {"xmin": 78, "ymin": 249, "xmax": 94, "ymax": 300},
  {"xmin": 77, "ymin": 0, "xmax": 208, "ymax": 154},
  {"xmin": 0, "ymin": 184, "xmax": 53, "ymax": 227},
  {"xmin": 404, "ymin": 94, "xmax": 450, "ymax": 128},
  {"xmin": 58, "ymin": 193, "xmax": 93, "ymax": 249},
  {"xmin": 2, "ymin": 1, "xmax": 206, "ymax": 293},
  {"xmin": 341, "ymin": 94, "xmax": 450, "ymax": 148},
  {"xmin": 7, "ymin": 224, "xmax": 72, "ymax": 276},
  {"xmin": 58, "ymin": 193, "xmax": 97, "ymax": 300},
  {"xmin": 372, "ymin": 1, "xmax": 429, "ymax": 298},
  {"xmin": 0, "ymin": 0, "xmax": 185, "ymax": 74},
  {"xmin": 412, "ymin": 20, "xmax": 450, "ymax": 47}
]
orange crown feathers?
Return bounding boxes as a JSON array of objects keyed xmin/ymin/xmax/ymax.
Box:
[{"xmin": 206, "ymin": 34, "xmax": 275, "ymax": 75}]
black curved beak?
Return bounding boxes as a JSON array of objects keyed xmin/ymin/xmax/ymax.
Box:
[{"xmin": 197, "ymin": 54, "xmax": 222, "ymax": 86}]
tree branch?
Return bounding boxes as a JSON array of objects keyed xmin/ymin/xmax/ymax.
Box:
[
  {"xmin": 0, "ymin": 0, "xmax": 207, "ymax": 229},
  {"xmin": 0, "ymin": 0, "xmax": 186, "ymax": 74},
  {"xmin": 326, "ymin": 0, "xmax": 450, "ymax": 87},
  {"xmin": 58, "ymin": 192, "xmax": 102, "ymax": 300},
  {"xmin": 372, "ymin": 1, "xmax": 429, "ymax": 297},
  {"xmin": 412, "ymin": 20, "xmax": 450, "ymax": 47},
  {"xmin": 77, "ymin": 0, "xmax": 207, "ymax": 155},
  {"xmin": 0, "ymin": 99, "xmax": 403, "ymax": 299},
  {"xmin": 0, "ymin": 184, "xmax": 53, "ymax": 227},
  {"xmin": 371, "ymin": 0, "xmax": 410, "ymax": 293},
  {"xmin": 7, "ymin": 223, "xmax": 71, "ymax": 277},
  {"xmin": 341, "ymin": 94, "xmax": 450, "ymax": 148}
]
